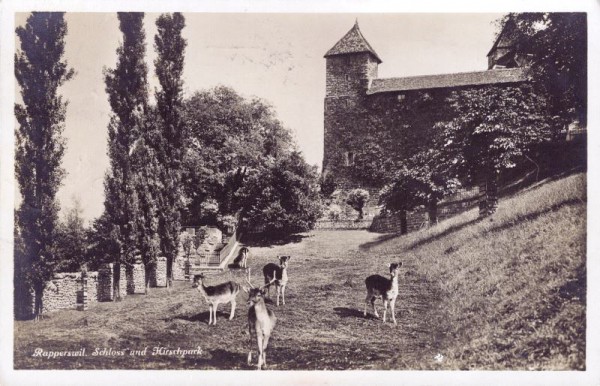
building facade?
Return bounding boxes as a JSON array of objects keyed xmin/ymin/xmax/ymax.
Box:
[{"xmin": 322, "ymin": 21, "xmax": 528, "ymax": 190}]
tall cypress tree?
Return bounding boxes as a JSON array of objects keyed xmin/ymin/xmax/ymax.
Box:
[
  {"xmin": 15, "ymin": 12, "xmax": 74, "ymax": 319},
  {"xmin": 131, "ymin": 109, "xmax": 163, "ymax": 293},
  {"xmin": 103, "ymin": 12, "xmax": 149, "ymax": 299},
  {"xmin": 154, "ymin": 13, "xmax": 187, "ymax": 286}
]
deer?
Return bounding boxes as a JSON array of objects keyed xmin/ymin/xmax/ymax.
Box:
[
  {"xmin": 192, "ymin": 273, "xmax": 240, "ymax": 325},
  {"xmin": 243, "ymin": 268, "xmax": 277, "ymax": 370},
  {"xmin": 364, "ymin": 262, "xmax": 402, "ymax": 325},
  {"xmin": 232, "ymin": 247, "xmax": 250, "ymax": 269},
  {"xmin": 262, "ymin": 255, "xmax": 291, "ymax": 306}
]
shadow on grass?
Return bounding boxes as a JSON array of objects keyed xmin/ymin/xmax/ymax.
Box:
[
  {"xmin": 407, "ymin": 217, "xmax": 484, "ymax": 250},
  {"xmin": 359, "ymin": 233, "xmax": 403, "ymax": 251},
  {"xmin": 241, "ymin": 233, "xmax": 309, "ymax": 248},
  {"xmin": 173, "ymin": 311, "xmax": 232, "ymax": 324},
  {"xmin": 486, "ymin": 198, "xmax": 582, "ymax": 236},
  {"xmin": 333, "ymin": 307, "xmax": 378, "ymax": 320}
]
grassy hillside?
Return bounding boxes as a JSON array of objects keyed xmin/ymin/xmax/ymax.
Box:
[
  {"xmin": 368, "ymin": 172, "xmax": 586, "ymax": 370},
  {"xmin": 14, "ymin": 173, "xmax": 585, "ymax": 370}
]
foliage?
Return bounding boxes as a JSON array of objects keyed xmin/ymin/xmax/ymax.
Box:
[
  {"xmin": 439, "ymin": 84, "xmax": 554, "ymax": 178},
  {"xmin": 131, "ymin": 114, "xmax": 163, "ymax": 277},
  {"xmin": 154, "ymin": 12, "xmax": 187, "ymax": 283},
  {"xmin": 327, "ymin": 204, "xmax": 343, "ymax": 221},
  {"xmin": 15, "ymin": 12, "xmax": 74, "ymax": 317},
  {"xmin": 55, "ymin": 198, "xmax": 89, "ymax": 272},
  {"xmin": 319, "ymin": 173, "xmax": 337, "ymax": 198},
  {"xmin": 86, "ymin": 212, "xmax": 120, "ymax": 270},
  {"xmin": 182, "ymin": 86, "xmax": 294, "ymax": 223},
  {"xmin": 240, "ymin": 151, "xmax": 323, "ymax": 236},
  {"xmin": 498, "ymin": 13, "xmax": 587, "ymax": 126},
  {"xmin": 379, "ymin": 149, "xmax": 461, "ymax": 218},
  {"xmin": 346, "ymin": 189, "xmax": 370, "ymax": 220},
  {"xmin": 351, "ymin": 141, "xmax": 395, "ymax": 187},
  {"xmin": 103, "ymin": 12, "xmax": 149, "ymax": 296}
]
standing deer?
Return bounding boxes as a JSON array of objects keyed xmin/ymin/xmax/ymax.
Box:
[
  {"xmin": 235, "ymin": 247, "xmax": 250, "ymax": 268},
  {"xmin": 244, "ymin": 269, "xmax": 277, "ymax": 370},
  {"xmin": 262, "ymin": 255, "xmax": 291, "ymax": 306},
  {"xmin": 192, "ymin": 273, "xmax": 240, "ymax": 325},
  {"xmin": 364, "ymin": 262, "xmax": 402, "ymax": 324}
]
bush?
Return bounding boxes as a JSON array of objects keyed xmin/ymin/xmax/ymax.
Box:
[{"xmin": 346, "ymin": 189, "xmax": 370, "ymax": 220}]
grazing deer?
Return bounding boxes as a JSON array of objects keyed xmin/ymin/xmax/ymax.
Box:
[
  {"xmin": 192, "ymin": 273, "xmax": 240, "ymax": 325},
  {"xmin": 364, "ymin": 262, "xmax": 402, "ymax": 324},
  {"xmin": 262, "ymin": 255, "xmax": 291, "ymax": 306},
  {"xmin": 244, "ymin": 269, "xmax": 277, "ymax": 370}
]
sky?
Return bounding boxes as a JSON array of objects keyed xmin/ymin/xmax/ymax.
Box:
[{"xmin": 14, "ymin": 12, "xmax": 503, "ymax": 223}]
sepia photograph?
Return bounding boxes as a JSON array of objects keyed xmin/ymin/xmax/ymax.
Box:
[{"xmin": 0, "ymin": 1, "xmax": 598, "ymax": 385}]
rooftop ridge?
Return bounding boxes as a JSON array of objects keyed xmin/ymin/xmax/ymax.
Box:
[
  {"xmin": 367, "ymin": 67, "xmax": 528, "ymax": 94},
  {"xmin": 324, "ymin": 21, "xmax": 382, "ymax": 63}
]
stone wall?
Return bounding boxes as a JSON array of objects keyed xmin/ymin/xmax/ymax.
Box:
[
  {"xmin": 314, "ymin": 219, "xmax": 373, "ymax": 230},
  {"xmin": 119, "ymin": 265, "xmax": 127, "ymax": 299},
  {"xmin": 98, "ymin": 264, "xmax": 114, "ymax": 301},
  {"xmin": 370, "ymin": 187, "xmax": 480, "ymax": 234},
  {"xmin": 42, "ymin": 272, "xmax": 82, "ymax": 313},
  {"xmin": 173, "ymin": 256, "xmax": 187, "ymax": 281},
  {"xmin": 87, "ymin": 272, "xmax": 99, "ymax": 303},
  {"xmin": 150, "ymin": 257, "xmax": 167, "ymax": 287},
  {"xmin": 126, "ymin": 262, "xmax": 146, "ymax": 294}
]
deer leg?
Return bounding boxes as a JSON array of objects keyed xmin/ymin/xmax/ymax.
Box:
[
  {"xmin": 256, "ymin": 334, "xmax": 264, "ymax": 369},
  {"xmin": 208, "ymin": 304, "xmax": 213, "ymax": 325},
  {"xmin": 276, "ymin": 286, "xmax": 281, "ymax": 307},
  {"xmin": 390, "ymin": 300, "xmax": 397, "ymax": 325},
  {"xmin": 229, "ymin": 300, "xmax": 236, "ymax": 320},
  {"xmin": 248, "ymin": 323, "xmax": 256, "ymax": 365},
  {"xmin": 281, "ymin": 285, "xmax": 286, "ymax": 305},
  {"xmin": 262, "ymin": 334, "xmax": 271, "ymax": 369},
  {"xmin": 383, "ymin": 299, "xmax": 389, "ymax": 323},
  {"xmin": 372, "ymin": 297, "xmax": 379, "ymax": 318},
  {"xmin": 364, "ymin": 292, "xmax": 372, "ymax": 317},
  {"xmin": 213, "ymin": 302, "xmax": 219, "ymax": 325}
]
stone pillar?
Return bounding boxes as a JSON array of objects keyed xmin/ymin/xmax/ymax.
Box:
[
  {"xmin": 119, "ymin": 264, "xmax": 127, "ymax": 299},
  {"xmin": 98, "ymin": 263, "xmax": 114, "ymax": 301},
  {"xmin": 127, "ymin": 260, "xmax": 146, "ymax": 294},
  {"xmin": 184, "ymin": 259, "xmax": 191, "ymax": 281},
  {"xmin": 151, "ymin": 257, "xmax": 167, "ymax": 287},
  {"xmin": 78, "ymin": 271, "xmax": 88, "ymax": 311}
]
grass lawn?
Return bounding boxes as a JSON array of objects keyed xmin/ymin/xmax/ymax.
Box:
[{"xmin": 14, "ymin": 173, "xmax": 586, "ymax": 370}]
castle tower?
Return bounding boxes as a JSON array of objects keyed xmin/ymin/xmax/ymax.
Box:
[{"xmin": 323, "ymin": 21, "xmax": 381, "ymax": 188}]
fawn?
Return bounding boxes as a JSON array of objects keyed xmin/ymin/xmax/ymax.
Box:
[
  {"xmin": 364, "ymin": 262, "xmax": 402, "ymax": 324},
  {"xmin": 262, "ymin": 255, "xmax": 291, "ymax": 306},
  {"xmin": 192, "ymin": 273, "xmax": 240, "ymax": 325},
  {"xmin": 244, "ymin": 268, "xmax": 277, "ymax": 370}
]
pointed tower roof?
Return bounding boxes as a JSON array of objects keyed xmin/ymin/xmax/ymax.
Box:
[{"xmin": 324, "ymin": 21, "xmax": 382, "ymax": 63}]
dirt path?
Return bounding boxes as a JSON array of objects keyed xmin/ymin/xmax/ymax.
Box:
[{"xmin": 14, "ymin": 230, "xmax": 443, "ymax": 370}]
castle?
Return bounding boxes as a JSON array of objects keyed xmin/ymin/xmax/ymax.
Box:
[{"xmin": 322, "ymin": 21, "xmax": 528, "ymax": 190}]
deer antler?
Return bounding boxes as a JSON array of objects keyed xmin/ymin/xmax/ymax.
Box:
[{"xmin": 245, "ymin": 268, "xmax": 255, "ymax": 289}]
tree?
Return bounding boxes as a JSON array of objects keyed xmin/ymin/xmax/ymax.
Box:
[
  {"xmin": 436, "ymin": 84, "xmax": 554, "ymax": 216},
  {"xmin": 86, "ymin": 212, "xmax": 120, "ymax": 270},
  {"xmin": 55, "ymin": 198, "xmax": 88, "ymax": 272},
  {"xmin": 154, "ymin": 13, "xmax": 187, "ymax": 286},
  {"xmin": 182, "ymin": 86, "xmax": 293, "ymax": 222},
  {"xmin": 240, "ymin": 151, "xmax": 323, "ymax": 237},
  {"xmin": 498, "ymin": 13, "xmax": 587, "ymax": 126},
  {"xmin": 130, "ymin": 119, "xmax": 162, "ymax": 293},
  {"xmin": 15, "ymin": 12, "xmax": 74, "ymax": 319},
  {"xmin": 103, "ymin": 12, "xmax": 149, "ymax": 299},
  {"xmin": 346, "ymin": 189, "xmax": 370, "ymax": 220}
]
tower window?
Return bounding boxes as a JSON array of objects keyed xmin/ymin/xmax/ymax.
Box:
[
  {"xmin": 397, "ymin": 94, "xmax": 405, "ymax": 102},
  {"xmin": 345, "ymin": 74, "xmax": 351, "ymax": 81},
  {"xmin": 345, "ymin": 152, "xmax": 355, "ymax": 166}
]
